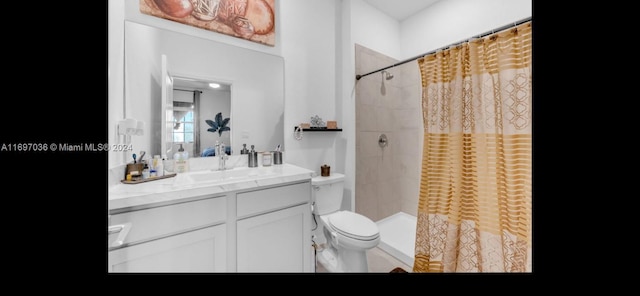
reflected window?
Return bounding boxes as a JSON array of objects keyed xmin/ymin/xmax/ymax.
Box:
[{"xmin": 173, "ymin": 110, "xmax": 194, "ymax": 143}]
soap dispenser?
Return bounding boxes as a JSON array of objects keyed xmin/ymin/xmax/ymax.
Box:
[
  {"xmin": 174, "ymin": 143, "xmax": 189, "ymax": 173},
  {"xmin": 240, "ymin": 143, "xmax": 249, "ymax": 154},
  {"xmin": 248, "ymin": 145, "xmax": 258, "ymax": 168}
]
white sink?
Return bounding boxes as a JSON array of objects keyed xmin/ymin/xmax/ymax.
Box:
[{"xmin": 182, "ymin": 166, "xmax": 278, "ymax": 184}]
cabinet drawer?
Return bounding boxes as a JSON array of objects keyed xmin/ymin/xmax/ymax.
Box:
[
  {"xmin": 109, "ymin": 224, "xmax": 227, "ymax": 272},
  {"xmin": 237, "ymin": 182, "xmax": 310, "ymax": 218},
  {"xmin": 109, "ymin": 195, "xmax": 227, "ymax": 247}
]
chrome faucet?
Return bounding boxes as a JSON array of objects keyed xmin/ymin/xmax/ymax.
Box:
[{"xmin": 218, "ymin": 142, "xmax": 228, "ymax": 170}]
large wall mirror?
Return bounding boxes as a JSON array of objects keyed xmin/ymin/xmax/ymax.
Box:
[{"xmin": 124, "ymin": 21, "xmax": 284, "ymax": 159}]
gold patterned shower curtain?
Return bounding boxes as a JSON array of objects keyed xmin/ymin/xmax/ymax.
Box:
[{"xmin": 413, "ymin": 22, "xmax": 532, "ymax": 272}]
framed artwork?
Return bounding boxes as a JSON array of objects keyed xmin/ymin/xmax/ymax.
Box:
[{"xmin": 140, "ymin": 0, "xmax": 275, "ymax": 46}]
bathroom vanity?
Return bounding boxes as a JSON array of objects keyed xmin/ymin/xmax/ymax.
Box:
[{"xmin": 108, "ymin": 163, "xmax": 314, "ymax": 272}]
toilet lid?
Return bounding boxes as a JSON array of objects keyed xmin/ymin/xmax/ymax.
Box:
[{"xmin": 328, "ymin": 211, "xmax": 379, "ymax": 240}]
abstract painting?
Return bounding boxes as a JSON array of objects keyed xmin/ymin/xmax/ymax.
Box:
[{"xmin": 140, "ymin": 0, "xmax": 275, "ymax": 46}]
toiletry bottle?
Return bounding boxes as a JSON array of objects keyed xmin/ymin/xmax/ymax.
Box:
[
  {"xmin": 161, "ymin": 155, "xmax": 169, "ymax": 175},
  {"xmin": 241, "ymin": 143, "xmax": 248, "ymax": 154},
  {"xmin": 154, "ymin": 155, "xmax": 164, "ymax": 177},
  {"xmin": 142, "ymin": 163, "xmax": 150, "ymax": 179},
  {"xmin": 182, "ymin": 145, "xmax": 190, "ymax": 172},
  {"xmin": 174, "ymin": 144, "xmax": 189, "ymax": 173},
  {"xmin": 248, "ymin": 145, "xmax": 258, "ymax": 167}
]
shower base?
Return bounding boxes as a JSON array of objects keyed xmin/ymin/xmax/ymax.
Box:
[{"xmin": 376, "ymin": 211, "xmax": 416, "ymax": 268}]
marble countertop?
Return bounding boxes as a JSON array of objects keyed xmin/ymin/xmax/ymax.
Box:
[{"xmin": 108, "ymin": 163, "xmax": 314, "ymax": 211}]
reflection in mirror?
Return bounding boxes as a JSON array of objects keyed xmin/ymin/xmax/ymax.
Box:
[
  {"xmin": 124, "ymin": 21, "xmax": 285, "ymax": 160},
  {"xmin": 169, "ymin": 77, "xmax": 232, "ymax": 159}
]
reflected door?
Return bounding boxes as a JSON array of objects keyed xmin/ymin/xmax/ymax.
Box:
[{"xmin": 161, "ymin": 54, "xmax": 174, "ymax": 157}]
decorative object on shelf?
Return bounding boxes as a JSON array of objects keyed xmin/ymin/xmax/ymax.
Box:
[
  {"xmin": 206, "ymin": 112, "xmax": 231, "ymax": 136},
  {"xmin": 327, "ymin": 121, "xmax": 337, "ymax": 129},
  {"xmin": 310, "ymin": 115, "xmax": 326, "ymax": 129},
  {"xmin": 300, "ymin": 123, "xmax": 311, "ymax": 129}
]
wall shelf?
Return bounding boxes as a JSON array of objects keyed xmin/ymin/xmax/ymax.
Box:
[{"xmin": 293, "ymin": 127, "xmax": 342, "ymax": 132}]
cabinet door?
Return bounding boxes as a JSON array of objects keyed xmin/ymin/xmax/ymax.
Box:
[
  {"xmin": 108, "ymin": 224, "xmax": 226, "ymax": 272},
  {"xmin": 237, "ymin": 204, "xmax": 311, "ymax": 272}
]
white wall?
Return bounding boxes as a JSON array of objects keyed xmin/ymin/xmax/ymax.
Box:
[
  {"xmin": 280, "ymin": 0, "xmax": 340, "ymax": 175},
  {"xmin": 400, "ymin": 0, "xmax": 532, "ymax": 59},
  {"xmin": 350, "ymin": 0, "xmax": 402, "ymax": 60}
]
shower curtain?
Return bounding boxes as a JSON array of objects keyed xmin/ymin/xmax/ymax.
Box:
[{"xmin": 413, "ymin": 22, "xmax": 532, "ymax": 272}]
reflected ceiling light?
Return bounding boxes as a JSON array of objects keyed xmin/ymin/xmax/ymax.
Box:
[{"xmin": 209, "ymin": 83, "xmax": 220, "ymax": 88}]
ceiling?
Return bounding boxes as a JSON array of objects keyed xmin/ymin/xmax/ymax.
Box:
[{"xmin": 363, "ymin": 0, "xmax": 442, "ymax": 21}]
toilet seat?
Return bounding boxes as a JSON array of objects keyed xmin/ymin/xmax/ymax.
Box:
[{"xmin": 326, "ymin": 211, "xmax": 379, "ymax": 241}]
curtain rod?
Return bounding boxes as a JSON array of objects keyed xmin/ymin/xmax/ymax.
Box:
[
  {"xmin": 355, "ymin": 16, "xmax": 532, "ymax": 81},
  {"xmin": 175, "ymin": 88, "xmax": 203, "ymax": 93}
]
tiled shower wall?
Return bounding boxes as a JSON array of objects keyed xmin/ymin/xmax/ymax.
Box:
[{"xmin": 354, "ymin": 44, "xmax": 423, "ymax": 222}]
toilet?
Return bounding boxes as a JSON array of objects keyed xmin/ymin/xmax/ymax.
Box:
[{"xmin": 312, "ymin": 173, "xmax": 380, "ymax": 272}]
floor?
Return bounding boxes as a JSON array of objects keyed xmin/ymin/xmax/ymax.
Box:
[{"xmin": 315, "ymin": 246, "xmax": 412, "ymax": 273}]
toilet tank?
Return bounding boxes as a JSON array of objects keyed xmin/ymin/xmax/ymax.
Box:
[{"xmin": 311, "ymin": 173, "xmax": 345, "ymax": 215}]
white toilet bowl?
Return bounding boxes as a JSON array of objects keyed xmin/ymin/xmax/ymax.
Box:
[
  {"xmin": 312, "ymin": 174, "xmax": 380, "ymax": 272},
  {"xmin": 318, "ymin": 211, "xmax": 380, "ymax": 272}
]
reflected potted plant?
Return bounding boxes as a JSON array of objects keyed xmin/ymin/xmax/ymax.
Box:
[
  {"xmin": 206, "ymin": 112, "xmax": 230, "ymax": 136},
  {"xmin": 203, "ymin": 112, "xmax": 231, "ymax": 157}
]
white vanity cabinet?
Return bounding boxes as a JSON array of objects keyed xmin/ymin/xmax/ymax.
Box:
[
  {"xmin": 107, "ymin": 164, "xmax": 315, "ymax": 272},
  {"xmin": 236, "ymin": 182, "xmax": 312, "ymax": 272},
  {"xmin": 108, "ymin": 195, "xmax": 228, "ymax": 272}
]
